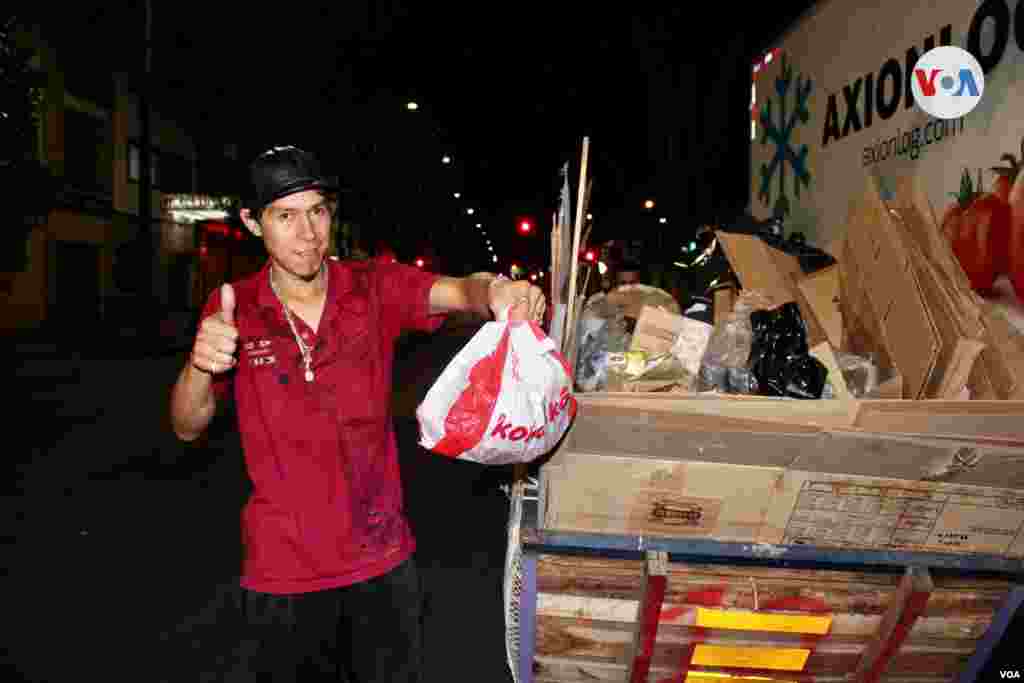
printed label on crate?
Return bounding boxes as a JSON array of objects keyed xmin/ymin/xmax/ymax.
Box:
[
  {"xmin": 628, "ymin": 490, "xmax": 723, "ymax": 536},
  {"xmin": 695, "ymin": 608, "xmax": 832, "ymax": 634},
  {"xmin": 691, "ymin": 644, "xmax": 811, "ymax": 671},
  {"xmin": 780, "ymin": 478, "xmax": 1024, "ymax": 554}
]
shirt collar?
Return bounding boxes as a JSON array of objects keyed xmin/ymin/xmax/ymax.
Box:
[{"xmin": 256, "ymin": 258, "xmax": 354, "ymax": 312}]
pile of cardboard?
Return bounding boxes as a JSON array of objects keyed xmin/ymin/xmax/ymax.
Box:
[{"xmin": 717, "ymin": 175, "xmax": 1024, "ymax": 401}]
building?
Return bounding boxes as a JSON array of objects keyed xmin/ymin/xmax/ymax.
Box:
[{"xmin": 0, "ymin": 22, "xmax": 247, "ymax": 334}]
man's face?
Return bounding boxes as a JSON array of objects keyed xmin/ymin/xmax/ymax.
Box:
[
  {"xmin": 243, "ymin": 190, "xmax": 333, "ymax": 280},
  {"xmin": 616, "ymin": 270, "xmax": 640, "ymax": 286}
]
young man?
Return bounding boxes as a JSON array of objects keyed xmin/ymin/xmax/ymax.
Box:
[{"xmin": 169, "ymin": 146, "xmax": 545, "ymax": 681}]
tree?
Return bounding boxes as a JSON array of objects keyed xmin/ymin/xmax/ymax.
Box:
[{"xmin": 1, "ymin": 14, "xmax": 51, "ymax": 273}]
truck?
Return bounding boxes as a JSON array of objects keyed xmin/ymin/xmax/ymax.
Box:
[{"xmin": 750, "ymin": 0, "xmax": 1024, "ymax": 319}]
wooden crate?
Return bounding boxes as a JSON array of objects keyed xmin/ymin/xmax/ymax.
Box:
[{"xmin": 517, "ymin": 542, "xmax": 1023, "ymax": 683}]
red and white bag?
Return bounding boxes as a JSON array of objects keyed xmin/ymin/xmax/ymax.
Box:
[{"xmin": 416, "ymin": 319, "xmax": 577, "ymax": 465}]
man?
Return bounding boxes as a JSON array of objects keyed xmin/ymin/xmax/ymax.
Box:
[
  {"xmin": 615, "ymin": 260, "xmax": 643, "ymax": 287},
  {"xmin": 169, "ymin": 146, "xmax": 545, "ymax": 681}
]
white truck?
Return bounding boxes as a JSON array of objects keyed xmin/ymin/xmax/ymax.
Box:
[{"xmin": 750, "ymin": 0, "xmax": 1023, "ymax": 318}]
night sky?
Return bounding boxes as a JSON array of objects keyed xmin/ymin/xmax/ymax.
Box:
[{"xmin": 28, "ymin": 1, "xmax": 816, "ymax": 269}]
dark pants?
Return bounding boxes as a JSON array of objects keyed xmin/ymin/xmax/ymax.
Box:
[{"xmin": 230, "ymin": 559, "xmax": 423, "ymax": 682}]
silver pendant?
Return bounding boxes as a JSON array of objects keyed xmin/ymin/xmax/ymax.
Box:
[{"xmin": 305, "ymin": 368, "xmax": 314, "ymax": 382}]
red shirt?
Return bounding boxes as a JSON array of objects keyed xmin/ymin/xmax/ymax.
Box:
[{"xmin": 199, "ymin": 259, "xmax": 445, "ymax": 594}]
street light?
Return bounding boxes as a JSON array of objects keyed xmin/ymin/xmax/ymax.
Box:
[
  {"xmin": 586, "ymin": 212, "xmax": 593, "ymax": 220},
  {"xmin": 476, "ymin": 223, "xmax": 482, "ymax": 228},
  {"xmin": 453, "ymin": 192, "xmax": 461, "ymax": 199},
  {"xmin": 643, "ymin": 199, "xmax": 655, "ymax": 210},
  {"xmin": 492, "ymin": 255, "xmax": 498, "ymax": 263},
  {"xmin": 467, "ymin": 208, "xmax": 475, "ymax": 215},
  {"xmin": 659, "ymin": 217, "xmax": 667, "ymax": 224},
  {"xmin": 442, "ymin": 155, "xmax": 451, "ymax": 164},
  {"xmin": 406, "ymin": 101, "xmax": 419, "ymax": 111}
]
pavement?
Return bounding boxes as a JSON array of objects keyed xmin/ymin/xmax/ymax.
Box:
[{"xmin": 8, "ymin": 316, "xmax": 516, "ymax": 682}]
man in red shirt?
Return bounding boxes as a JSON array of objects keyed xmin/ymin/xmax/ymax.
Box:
[{"xmin": 169, "ymin": 146, "xmax": 545, "ymax": 682}]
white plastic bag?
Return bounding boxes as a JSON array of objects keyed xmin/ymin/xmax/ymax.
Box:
[{"xmin": 416, "ymin": 320, "xmax": 577, "ymax": 465}]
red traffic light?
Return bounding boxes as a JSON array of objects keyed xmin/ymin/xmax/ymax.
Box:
[
  {"xmin": 583, "ymin": 248, "xmax": 596, "ymax": 262},
  {"xmin": 415, "ymin": 257, "xmax": 425, "ymax": 268},
  {"xmin": 518, "ymin": 220, "xmax": 533, "ymax": 235}
]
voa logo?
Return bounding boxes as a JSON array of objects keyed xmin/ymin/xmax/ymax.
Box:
[
  {"xmin": 1001, "ymin": 671, "xmax": 1021, "ymax": 679},
  {"xmin": 910, "ymin": 46, "xmax": 985, "ymax": 119}
]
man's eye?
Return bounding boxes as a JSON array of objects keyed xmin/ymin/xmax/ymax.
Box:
[
  {"xmin": 312, "ymin": 206, "xmax": 326, "ymax": 216},
  {"xmin": 278, "ymin": 212, "xmax": 292, "ymax": 222}
]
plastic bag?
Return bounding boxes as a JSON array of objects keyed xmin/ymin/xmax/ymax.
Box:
[
  {"xmin": 697, "ymin": 290, "xmax": 774, "ymax": 393},
  {"xmin": 574, "ymin": 293, "xmax": 633, "ymax": 392},
  {"xmin": 835, "ymin": 351, "xmax": 881, "ymax": 398},
  {"xmin": 747, "ymin": 302, "xmax": 828, "ymax": 399},
  {"xmin": 417, "ymin": 320, "xmax": 577, "ymax": 465}
]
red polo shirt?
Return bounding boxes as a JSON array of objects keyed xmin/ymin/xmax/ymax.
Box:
[{"xmin": 199, "ymin": 259, "xmax": 445, "ymax": 594}]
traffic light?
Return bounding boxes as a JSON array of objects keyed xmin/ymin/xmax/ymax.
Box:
[
  {"xmin": 582, "ymin": 248, "xmax": 596, "ymax": 263},
  {"xmin": 517, "ymin": 218, "xmax": 533, "ymax": 235},
  {"xmin": 415, "ymin": 257, "xmax": 425, "ymax": 268}
]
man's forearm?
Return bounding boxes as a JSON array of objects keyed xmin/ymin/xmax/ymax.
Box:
[
  {"xmin": 462, "ymin": 272, "xmax": 499, "ymax": 317},
  {"xmin": 169, "ymin": 362, "xmax": 218, "ymax": 441}
]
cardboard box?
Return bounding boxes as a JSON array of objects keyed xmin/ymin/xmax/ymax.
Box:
[
  {"xmin": 629, "ymin": 305, "xmax": 713, "ymax": 378},
  {"xmin": 715, "ymin": 231, "xmax": 830, "ymax": 349},
  {"xmin": 541, "ymin": 396, "xmax": 1024, "ymax": 558}
]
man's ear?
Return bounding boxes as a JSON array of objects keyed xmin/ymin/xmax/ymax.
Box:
[{"xmin": 240, "ymin": 208, "xmax": 262, "ymax": 237}]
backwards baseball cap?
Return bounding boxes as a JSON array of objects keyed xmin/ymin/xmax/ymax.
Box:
[{"xmin": 245, "ymin": 145, "xmax": 338, "ymax": 217}]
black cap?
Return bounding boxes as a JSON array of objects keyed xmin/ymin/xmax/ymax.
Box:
[{"xmin": 245, "ymin": 146, "xmax": 338, "ymax": 216}]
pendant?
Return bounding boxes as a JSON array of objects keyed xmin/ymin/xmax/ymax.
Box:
[{"xmin": 305, "ymin": 368, "xmax": 315, "ymax": 382}]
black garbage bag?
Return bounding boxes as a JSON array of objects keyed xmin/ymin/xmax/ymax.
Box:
[{"xmin": 747, "ymin": 302, "xmax": 828, "ymax": 399}]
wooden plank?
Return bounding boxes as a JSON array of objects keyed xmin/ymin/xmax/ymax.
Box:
[
  {"xmin": 564, "ymin": 136, "xmax": 590, "ymax": 363},
  {"xmin": 853, "ymin": 400, "xmax": 1024, "ymax": 440},
  {"xmin": 538, "ymin": 592, "xmax": 999, "ymax": 641},
  {"xmin": 574, "ymin": 393, "xmax": 857, "ymax": 430},
  {"xmin": 853, "ymin": 566, "xmax": 935, "ymax": 683},
  {"xmin": 629, "ymin": 551, "xmax": 669, "ymax": 683}
]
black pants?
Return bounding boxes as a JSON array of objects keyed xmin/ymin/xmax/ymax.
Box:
[{"xmin": 230, "ymin": 559, "xmax": 423, "ymax": 682}]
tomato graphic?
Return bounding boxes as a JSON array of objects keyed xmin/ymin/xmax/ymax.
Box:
[{"xmin": 942, "ymin": 169, "xmax": 1012, "ymax": 295}]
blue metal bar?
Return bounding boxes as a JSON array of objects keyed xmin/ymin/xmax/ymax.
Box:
[
  {"xmin": 957, "ymin": 586, "xmax": 1024, "ymax": 683},
  {"xmin": 518, "ymin": 550, "xmax": 538, "ymax": 683},
  {"xmin": 522, "ymin": 525, "xmax": 1024, "ymax": 577}
]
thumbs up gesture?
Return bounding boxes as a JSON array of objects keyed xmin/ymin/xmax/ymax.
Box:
[{"xmin": 191, "ymin": 283, "xmax": 240, "ymax": 375}]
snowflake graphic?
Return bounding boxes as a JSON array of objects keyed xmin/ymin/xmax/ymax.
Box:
[{"xmin": 758, "ymin": 53, "xmax": 813, "ymax": 219}]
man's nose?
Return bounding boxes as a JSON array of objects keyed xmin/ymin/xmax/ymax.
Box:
[{"xmin": 297, "ymin": 213, "xmax": 317, "ymax": 239}]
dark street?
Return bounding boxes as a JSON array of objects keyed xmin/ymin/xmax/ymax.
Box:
[{"xmin": 9, "ymin": 317, "xmax": 515, "ymax": 682}]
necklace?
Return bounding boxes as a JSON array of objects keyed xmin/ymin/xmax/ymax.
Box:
[{"xmin": 269, "ymin": 263, "xmax": 327, "ymax": 382}]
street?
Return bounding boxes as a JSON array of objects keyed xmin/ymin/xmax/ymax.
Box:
[{"xmin": 9, "ymin": 317, "xmax": 516, "ymax": 682}]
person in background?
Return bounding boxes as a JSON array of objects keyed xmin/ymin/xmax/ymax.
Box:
[{"xmin": 169, "ymin": 145, "xmax": 546, "ymax": 682}]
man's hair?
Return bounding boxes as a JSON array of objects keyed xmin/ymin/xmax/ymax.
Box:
[{"xmin": 618, "ymin": 260, "xmax": 642, "ymax": 274}]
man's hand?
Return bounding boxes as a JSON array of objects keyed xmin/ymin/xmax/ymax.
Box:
[
  {"xmin": 489, "ymin": 277, "xmax": 547, "ymax": 324},
  {"xmin": 191, "ymin": 283, "xmax": 239, "ymax": 375}
]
